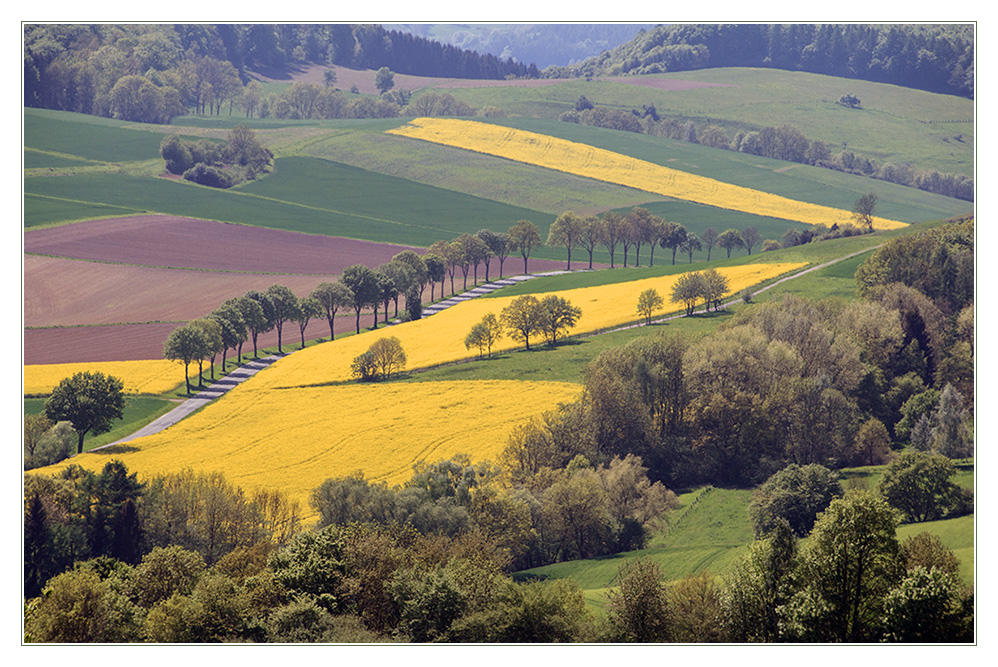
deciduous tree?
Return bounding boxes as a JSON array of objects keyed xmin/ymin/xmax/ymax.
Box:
[
  {"xmin": 341, "ymin": 264, "xmax": 382, "ymax": 334},
  {"xmin": 266, "ymin": 284, "xmax": 300, "ymax": 354},
  {"xmin": 501, "ymin": 295, "xmax": 544, "ymax": 350},
  {"xmin": 538, "ymin": 295, "xmax": 582, "ymax": 345},
  {"xmin": 163, "ymin": 324, "xmax": 206, "ymax": 396},
  {"xmin": 310, "ymin": 281, "xmax": 353, "ymax": 341},
  {"xmin": 878, "ymin": 451, "xmax": 961, "ymax": 523},
  {"xmin": 597, "ymin": 211, "xmax": 626, "ymax": 268},
  {"xmin": 700, "ymin": 226, "xmax": 719, "ymax": 261},
  {"xmin": 508, "ymin": 220, "xmax": 541, "ymax": 274},
  {"xmin": 636, "ymin": 288, "xmax": 664, "ymax": 325},
  {"xmin": 717, "ymin": 228, "xmax": 745, "ymax": 258},
  {"xmin": 547, "ymin": 211, "xmax": 585, "ymax": 271}
]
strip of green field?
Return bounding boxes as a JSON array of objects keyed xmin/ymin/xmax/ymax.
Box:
[
  {"xmin": 427, "ymin": 67, "xmax": 973, "ymax": 176},
  {"xmin": 280, "ymin": 126, "xmax": 665, "ymax": 216},
  {"xmin": 24, "ymin": 396, "xmax": 177, "ymax": 452},
  {"xmin": 23, "ymin": 159, "xmax": 558, "ymax": 251},
  {"xmin": 479, "ymin": 117, "xmax": 971, "ymax": 223},
  {"xmin": 24, "ymin": 108, "xmax": 167, "ymax": 163}
]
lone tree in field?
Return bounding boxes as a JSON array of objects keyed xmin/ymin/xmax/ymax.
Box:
[
  {"xmin": 465, "ymin": 313, "xmax": 504, "ymax": 359},
  {"xmin": 311, "ymin": 281, "xmax": 354, "ymax": 341},
  {"xmin": 501, "ymin": 295, "xmax": 544, "ymax": 350},
  {"xmin": 164, "ymin": 322, "xmax": 208, "ymax": 395},
  {"xmin": 359, "ymin": 336, "xmax": 407, "ymax": 381},
  {"xmin": 509, "ymin": 219, "xmax": 542, "ymax": 274},
  {"xmin": 374, "ymin": 67, "xmax": 395, "ymax": 94},
  {"xmin": 539, "ymin": 295, "xmax": 582, "ymax": 345},
  {"xmin": 637, "ymin": 288, "xmax": 665, "ymax": 325},
  {"xmin": 853, "ymin": 192, "xmax": 878, "ymax": 230},
  {"xmin": 44, "ymin": 371, "xmax": 125, "ymax": 454},
  {"xmin": 671, "ymin": 271, "xmax": 708, "ymax": 316}
]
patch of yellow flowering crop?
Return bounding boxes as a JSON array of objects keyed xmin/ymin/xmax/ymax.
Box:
[
  {"xmin": 37, "ymin": 379, "xmax": 582, "ymax": 519},
  {"xmin": 30, "ymin": 263, "xmax": 802, "ymax": 519},
  {"xmin": 250, "ymin": 262, "xmax": 805, "ymax": 391},
  {"xmin": 24, "ymin": 360, "xmax": 183, "ymax": 396},
  {"xmin": 387, "ymin": 118, "xmax": 908, "ymax": 231}
]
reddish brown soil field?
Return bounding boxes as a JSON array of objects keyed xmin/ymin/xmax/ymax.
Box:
[
  {"xmin": 24, "ymin": 254, "xmax": 348, "ymax": 327},
  {"xmin": 25, "ymin": 215, "xmax": 422, "ymax": 274},
  {"xmin": 24, "ymin": 213, "xmax": 590, "ymax": 364},
  {"xmin": 25, "ymin": 317, "xmax": 378, "ymax": 365}
]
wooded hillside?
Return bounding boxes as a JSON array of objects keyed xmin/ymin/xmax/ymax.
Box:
[{"xmin": 551, "ymin": 24, "xmax": 974, "ymax": 98}]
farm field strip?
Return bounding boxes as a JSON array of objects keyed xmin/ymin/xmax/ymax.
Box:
[
  {"xmin": 37, "ymin": 379, "xmax": 583, "ymax": 517},
  {"xmin": 23, "ymin": 254, "xmax": 345, "ymax": 327},
  {"xmin": 24, "ymin": 360, "xmax": 182, "ymax": 396},
  {"xmin": 23, "ymin": 214, "xmax": 425, "ymax": 274},
  {"xmin": 386, "ymin": 117, "xmax": 909, "ymax": 230},
  {"xmin": 247, "ymin": 262, "xmax": 805, "ymax": 392}
]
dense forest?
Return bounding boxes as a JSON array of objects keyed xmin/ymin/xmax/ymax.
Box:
[
  {"xmin": 549, "ymin": 24, "xmax": 974, "ymax": 98},
  {"xmin": 22, "ymin": 24, "xmax": 535, "ymax": 123}
]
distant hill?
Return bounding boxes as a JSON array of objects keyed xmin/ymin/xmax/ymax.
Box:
[
  {"xmin": 389, "ymin": 23, "xmax": 653, "ymax": 69},
  {"xmin": 552, "ymin": 24, "xmax": 975, "ymax": 98}
]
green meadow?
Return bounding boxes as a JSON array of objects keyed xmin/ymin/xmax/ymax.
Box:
[
  {"xmin": 24, "ymin": 395, "xmax": 177, "ymax": 451},
  {"xmin": 424, "ymin": 67, "xmax": 973, "ymax": 176}
]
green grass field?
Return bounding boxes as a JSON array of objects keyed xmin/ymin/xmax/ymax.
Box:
[
  {"xmin": 422, "ymin": 68, "xmax": 973, "ymax": 176},
  {"xmin": 24, "ymin": 395, "xmax": 178, "ymax": 452}
]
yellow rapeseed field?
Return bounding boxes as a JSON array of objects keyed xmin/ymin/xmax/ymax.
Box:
[
  {"xmin": 250, "ymin": 262, "xmax": 804, "ymax": 391},
  {"xmin": 37, "ymin": 379, "xmax": 583, "ymax": 518},
  {"xmin": 31, "ymin": 263, "xmax": 801, "ymax": 517},
  {"xmin": 387, "ymin": 118, "xmax": 908, "ymax": 231},
  {"xmin": 24, "ymin": 360, "xmax": 182, "ymax": 395}
]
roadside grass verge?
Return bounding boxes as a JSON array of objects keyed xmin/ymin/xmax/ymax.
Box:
[{"xmin": 24, "ymin": 395, "xmax": 178, "ymax": 453}]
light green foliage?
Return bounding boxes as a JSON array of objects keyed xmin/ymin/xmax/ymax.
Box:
[
  {"xmin": 606, "ymin": 559, "xmax": 670, "ymax": 642},
  {"xmin": 781, "ymin": 492, "xmax": 900, "ymax": 642},
  {"xmin": 501, "ymin": 294, "xmax": 544, "ymax": 350},
  {"xmin": 671, "ymin": 270, "xmax": 707, "ymax": 315},
  {"xmin": 538, "ymin": 294, "xmax": 582, "ymax": 345},
  {"xmin": 636, "ymin": 288, "xmax": 664, "ymax": 324},
  {"xmin": 879, "ymin": 451, "xmax": 961, "ymax": 523},
  {"xmin": 508, "ymin": 220, "xmax": 543, "ymax": 273},
  {"xmin": 465, "ymin": 313, "xmax": 503, "ymax": 359},
  {"xmin": 44, "ymin": 371, "xmax": 125, "ymax": 454},
  {"xmin": 25, "ymin": 566, "xmax": 142, "ymax": 643}
]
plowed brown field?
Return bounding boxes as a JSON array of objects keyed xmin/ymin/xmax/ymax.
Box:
[
  {"xmin": 24, "ymin": 214, "xmax": 572, "ymax": 365},
  {"xmin": 24, "ymin": 254, "xmax": 346, "ymax": 327},
  {"xmin": 24, "ymin": 215, "xmax": 420, "ymax": 274},
  {"xmin": 24, "ymin": 318, "xmax": 376, "ymax": 365}
]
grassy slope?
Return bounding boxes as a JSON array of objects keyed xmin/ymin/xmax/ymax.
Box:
[
  {"xmin": 24, "ymin": 396, "xmax": 177, "ymax": 452},
  {"xmin": 424, "ymin": 68, "xmax": 973, "ymax": 176}
]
